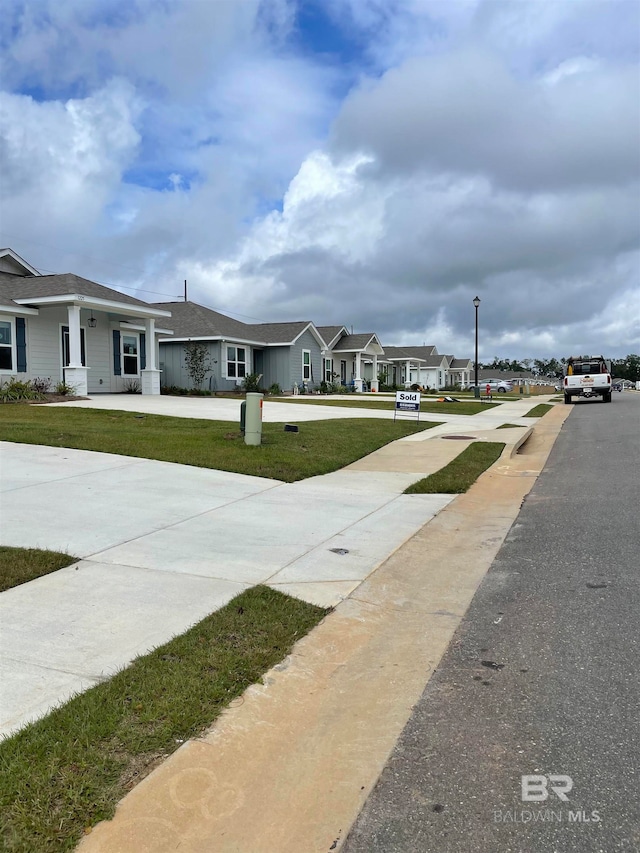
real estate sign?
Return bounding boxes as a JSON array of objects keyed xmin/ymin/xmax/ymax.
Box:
[{"xmin": 394, "ymin": 390, "xmax": 421, "ymax": 421}]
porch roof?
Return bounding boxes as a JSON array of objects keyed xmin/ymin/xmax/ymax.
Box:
[
  {"xmin": 317, "ymin": 325, "xmax": 348, "ymax": 349},
  {"xmin": 2, "ymin": 272, "xmax": 170, "ymax": 319},
  {"xmin": 332, "ymin": 333, "xmax": 384, "ymax": 354}
]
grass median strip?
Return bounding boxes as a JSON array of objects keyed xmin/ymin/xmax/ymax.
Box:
[
  {"xmin": 523, "ymin": 404, "xmax": 553, "ymax": 418},
  {"xmin": 0, "ymin": 547, "xmax": 77, "ymax": 592},
  {"xmin": 0, "ymin": 585, "xmax": 328, "ymax": 853},
  {"xmin": 405, "ymin": 442, "xmax": 505, "ymax": 494},
  {"xmin": 0, "ymin": 407, "xmax": 438, "ymax": 482}
]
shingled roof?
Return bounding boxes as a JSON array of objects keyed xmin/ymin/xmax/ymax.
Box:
[
  {"xmin": 381, "ymin": 345, "xmax": 440, "ymax": 362},
  {"xmin": 332, "ymin": 333, "xmax": 382, "ymax": 352},
  {"xmin": 251, "ymin": 321, "xmax": 317, "ymax": 344},
  {"xmin": 317, "ymin": 325, "xmax": 347, "ymax": 347},
  {"xmin": 154, "ymin": 301, "xmax": 321, "ymax": 346},
  {"xmin": 153, "ymin": 301, "xmax": 256, "ymax": 340},
  {"xmin": 0, "ymin": 271, "xmax": 157, "ymax": 309}
]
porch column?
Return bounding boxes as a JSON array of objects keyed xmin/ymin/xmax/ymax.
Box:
[
  {"xmin": 67, "ymin": 305, "xmax": 82, "ymax": 367},
  {"xmin": 371, "ymin": 353, "xmax": 379, "ymax": 392},
  {"xmin": 141, "ymin": 317, "xmax": 161, "ymax": 395},
  {"xmin": 404, "ymin": 359, "xmax": 411, "ymax": 388},
  {"xmin": 354, "ymin": 352, "xmax": 363, "ymax": 392},
  {"xmin": 64, "ymin": 304, "xmax": 88, "ymax": 395}
]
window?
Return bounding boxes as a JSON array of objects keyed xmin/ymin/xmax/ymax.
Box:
[
  {"xmin": 122, "ymin": 334, "xmax": 139, "ymax": 376},
  {"xmin": 227, "ymin": 345, "xmax": 246, "ymax": 379},
  {"xmin": 324, "ymin": 358, "xmax": 332, "ymax": 382},
  {"xmin": 0, "ymin": 320, "xmax": 12, "ymax": 370},
  {"xmin": 62, "ymin": 326, "xmax": 86, "ymax": 367},
  {"xmin": 302, "ymin": 350, "xmax": 311, "ymax": 382},
  {"xmin": 340, "ymin": 360, "xmax": 347, "ymax": 383}
]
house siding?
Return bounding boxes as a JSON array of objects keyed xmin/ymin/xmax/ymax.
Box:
[
  {"xmin": 261, "ymin": 346, "xmax": 292, "ymax": 392},
  {"xmin": 86, "ymin": 324, "xmax": 111, "ymax": 392},
  {"xmin": 289, "ymin": 330, "xmax": 322, "ymax": 390},
  {"xmin": 159, "ymin": 340, "xmax": 226, "ymax": 391}
]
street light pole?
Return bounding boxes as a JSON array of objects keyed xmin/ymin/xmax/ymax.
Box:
[{"xmin": 473, "ymin": 296, "xmax": 481, "ymax": 396}]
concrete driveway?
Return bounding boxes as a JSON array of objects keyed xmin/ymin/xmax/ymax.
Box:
[{"xmin": 0, "ymin": 437, "xmax": 457, "ymax": 738}]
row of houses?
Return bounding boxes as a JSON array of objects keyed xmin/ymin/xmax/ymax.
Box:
[{"xmin": 0, "ymin": 248, "xmax": 472, "ymax": 396}]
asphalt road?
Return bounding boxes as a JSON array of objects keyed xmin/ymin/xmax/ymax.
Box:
[{"xmin": 343, "ymin": 393, "xmax": 640, "ymax": 853}]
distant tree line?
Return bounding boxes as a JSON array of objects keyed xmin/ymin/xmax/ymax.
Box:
[{"xmin": 478, "ymin": 354, "xmax": 640, "ymax": 381}]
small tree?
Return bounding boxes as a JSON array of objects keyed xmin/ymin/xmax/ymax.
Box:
[{"xmin": 183, "ymin": 342, "xmax": 212, "ymax": 389}]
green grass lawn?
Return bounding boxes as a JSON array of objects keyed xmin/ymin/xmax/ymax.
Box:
[
  {"xmin": 523, "ymin": 404, "xmax": 553, "ymax": 418},
  {"xmin": 0, "ymin": 586, "xmax": 327, "ymax": 853},
  {"xmin": 0, "ymin": 406, "xmax": 440, "ymax": 482},
  {"xmin": 0, "ymin": 547, "xmax": 77, "ymax": 592},
  {"xmin": 405, "ymin": 442, "xmax": 505, "ymax": 494},
  {"xmin": 270, "ymin": 397, "xmax": 498, "ymax": 415}
]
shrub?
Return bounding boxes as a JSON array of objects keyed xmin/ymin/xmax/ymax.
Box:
[
  {"xmin": 54, "ymin": 380, "xmax": 77, "ymax": 396},
  {"xmin": 31, "ymin": 377, "xmax": 52, "ymax": 394},
  {"xmin": 242, "ymin": 373, "xmax": 262, "ymax": 392},
  {"xmin": 183, "ymin": 342, "xmax": 212, "ymax": 389},
  {"xmin": 161, "ymin": 385, "xmax": 212, "ymax": 397},
  {"xmin": 123, "ymin": 379, "xmax": 141, "ymax": 394},
  {"xmin": 268, "ymin": 383, "xmax": 282, "ymax": 396},
  {"xmin": 0, "ymin": 378, "xmax": 44, "ymax": 402}
]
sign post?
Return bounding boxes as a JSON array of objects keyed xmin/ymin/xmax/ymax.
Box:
[{"xmin": 394, "ymin": 390, "xmax": 421, "ymax": 422}]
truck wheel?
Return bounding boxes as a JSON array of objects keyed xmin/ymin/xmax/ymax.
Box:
[
  {"xmin": 604, "ymin": 391, "xmax": 612, "ymax": 403},
  {"xmin": 564, "ymin": 393, "xmax": 571, "ymax": 404}
]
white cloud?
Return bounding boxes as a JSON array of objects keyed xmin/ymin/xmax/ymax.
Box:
[{"xmin": 0, "ymin": 78, "xmax": 141, "ymax": 227}]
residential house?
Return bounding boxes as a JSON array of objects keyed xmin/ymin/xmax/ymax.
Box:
[
  {"xmin": 318, "ymin": 326, "xmax": 385, "ymax": 391},
  {"xmin": 0, "ymin": 249, "xmax": 171, "ymax": 395},
  {"xmin": 444, "ymin": 356, "xmax": 473, "ymax": 388},
  {"xmin": 154, "ymin": 301, "xmax": 326, "ymax": 393}
]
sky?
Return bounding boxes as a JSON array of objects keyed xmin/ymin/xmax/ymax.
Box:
[{"xmin": 1, "ymin": 0, "xmax": 638, "ymax": 361}]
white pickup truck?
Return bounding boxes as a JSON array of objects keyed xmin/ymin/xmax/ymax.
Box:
[{"xmin": 563, "ymin": 355, "xmax": 612, "ymax": 404}]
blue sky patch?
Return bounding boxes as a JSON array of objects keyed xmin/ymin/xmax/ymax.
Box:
[
  {"xmin": 123, "ymin": 168, "xmax": 198, "ymax": 192},
  {"xmin": 295, "ymin": 1, "xmax": 366, "ymax": 65}
]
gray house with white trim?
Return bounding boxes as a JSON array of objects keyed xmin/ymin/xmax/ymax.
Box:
[
  {"xmin": 0, "ymin": 249, "xmax": 171, "ymax": 395},
  {"xmin": 155, "ymin": 301, "xmax": 325, "ymax": 393}
]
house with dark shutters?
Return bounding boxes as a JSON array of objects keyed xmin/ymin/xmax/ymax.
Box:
[{"xmin": 0, "ymin": 248, "xmax": 172, "ymax": 395}]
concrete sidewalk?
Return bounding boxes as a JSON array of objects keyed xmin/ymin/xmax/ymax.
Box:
[
  {"xmin": 1, "ymin": 416, "xmax": 519, "ymax": 739},
  {"xmin": 74, "ymin": 405, "xmax": 570, "ymax": 853}
]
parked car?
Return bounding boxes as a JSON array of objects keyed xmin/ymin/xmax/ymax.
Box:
[
  {"xmin": 468, "ymin": 379, "xmax": 514, "ymax": 393},
  {"xmin": 612, "ymin": 382, "xmax": 623, "ymax": 392}
]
